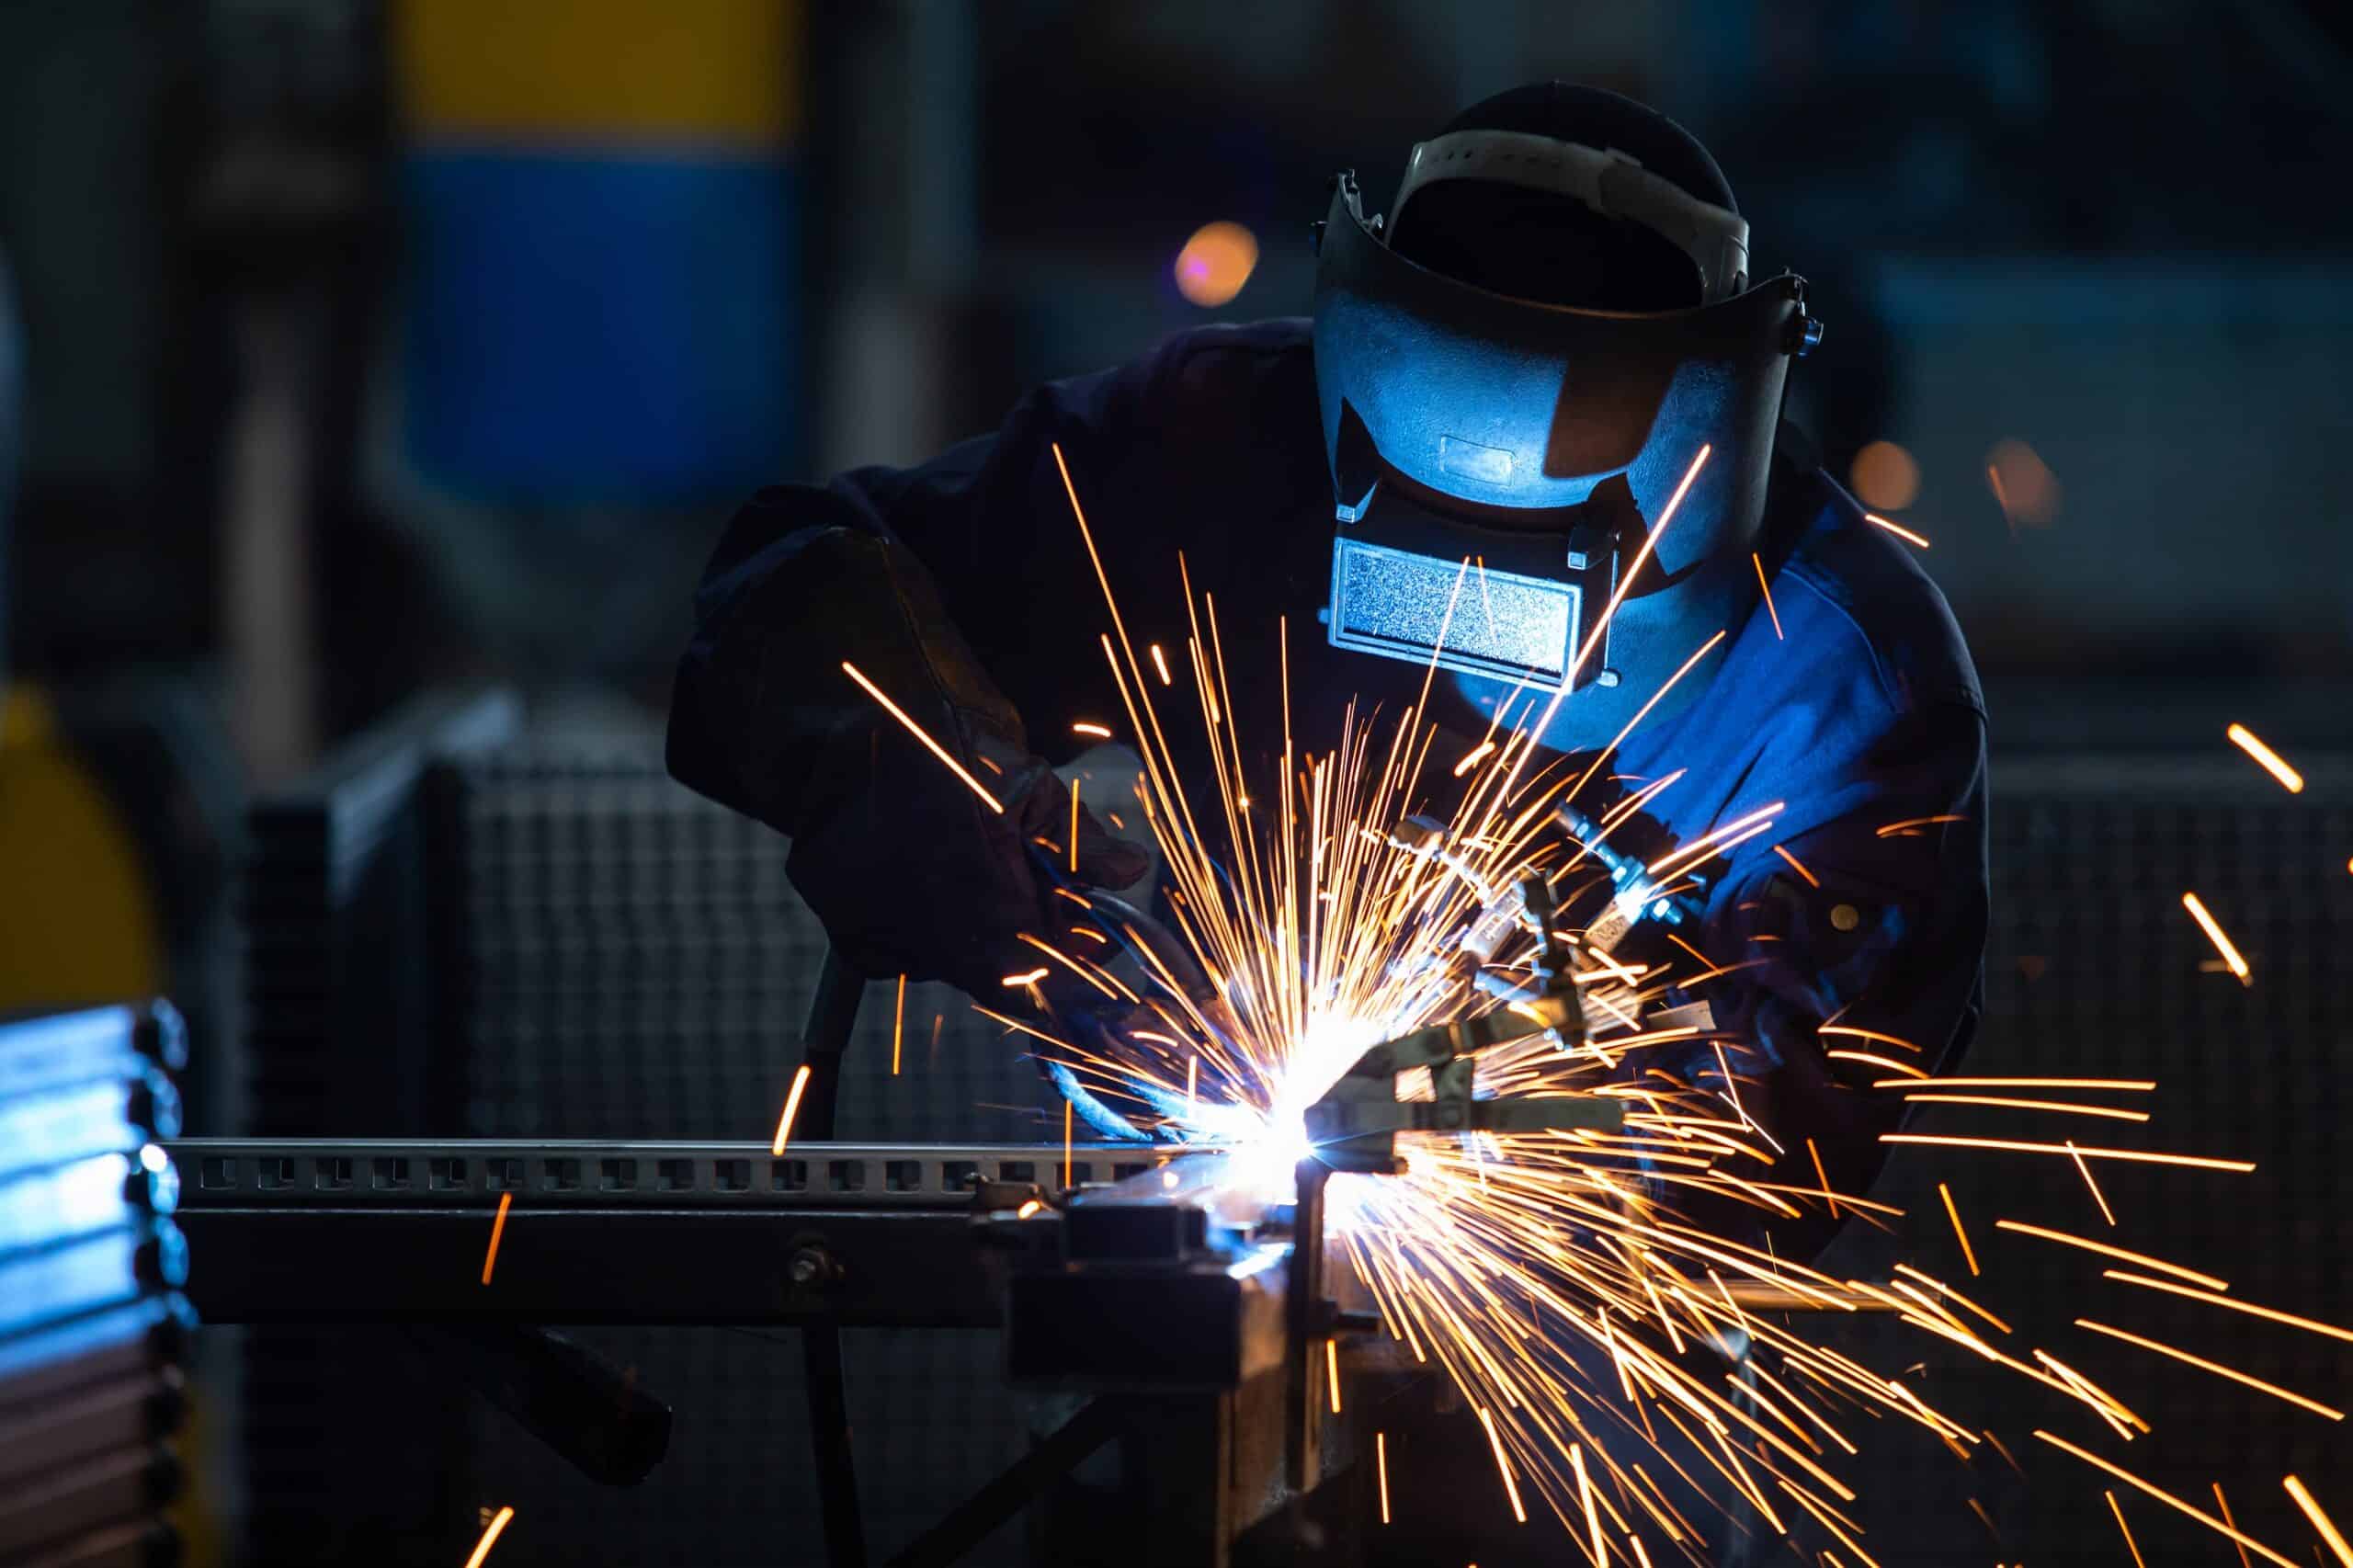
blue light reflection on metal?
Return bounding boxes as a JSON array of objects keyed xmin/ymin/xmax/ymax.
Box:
[{"xmin": 1326, "ymin": 538, "xmax": 1579, "ymax": 686}]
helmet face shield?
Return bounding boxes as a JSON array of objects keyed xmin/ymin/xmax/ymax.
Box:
[{"xmin": 1312, "ymin": 172, "xmax": 1811, "ymax": 750}]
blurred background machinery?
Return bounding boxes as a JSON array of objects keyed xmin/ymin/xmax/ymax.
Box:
[{"xmin": 0, "ymin": 1, "xmax": 2349, "ymax": 1563}]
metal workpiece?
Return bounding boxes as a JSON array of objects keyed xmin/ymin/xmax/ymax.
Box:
[
  {"xmin": 162, "ymin": 1138, "xmax": 1124, "ymax": 1330},
  {"xmin": 1005, "ymin": 1151, "xmax": 1295, "ymax": 1392},
  {"xmin": 166, "ymin": 1138, "xmax": 1163, "ymax": 1210}
]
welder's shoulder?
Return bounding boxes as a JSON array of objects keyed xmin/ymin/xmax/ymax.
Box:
[
  {"xmin": 1123, "ymin": 318, "xmax": 1322, "ymax": 460},
  {"xmin": 1776, "ymin": 467, "xmax": 1985, "ymax": 723}
]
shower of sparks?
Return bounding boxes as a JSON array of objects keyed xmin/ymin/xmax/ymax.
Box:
[
  {"xmin": 1864, "ymin": 512, "xmax": 1931, "ymax": 549},
  {"xmin": 770, "ymin": 1064, "xmax": 812, "ymax": 1157},
  {"xmin": 2286, "ymin": 1476, "xmax": 2353, "ymax": 1566},
  {"xmin": 833, "ymin": 438, "xmax": 2336, "ymax": 1563},
  {"xmin": 1752, "ymin": 552, "xmax": 1783, "ymax": 639},
  {"xmin": 462, "ymin": 1507, "xmax": 517, "ymax": 1568},
  {"xmin": 2226, "ymin": 724, "xmax": 2304, "ymax": 793},
  {"xmin": 480, "ymin": 1191, "xmax": 512, "ymax": 1287},
  {"xmin": 2181, "ymin": 892, "xmax": 2252, "ymax": 984}
]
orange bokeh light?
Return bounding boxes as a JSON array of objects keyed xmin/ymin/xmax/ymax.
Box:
[
  {"xmin": 1987, "ymin": 437, "xmax": 2062, "ymax": 527},
  {"xmin": 1849, "ymin": 439, "xmax": 1921, "ymax": 511},
  {"xmin": 1174, "ymin": 221, "xmax": 1258, "ymax": 307}
]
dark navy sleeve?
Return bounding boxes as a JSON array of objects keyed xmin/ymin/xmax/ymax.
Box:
[
  {"xmin": 1684, "ymin": 695, "xmax": 1988, "ymax": 1259},
  {"xmin": 666, "ymin": 320, "xmax": 1319, "ymax": 835}
]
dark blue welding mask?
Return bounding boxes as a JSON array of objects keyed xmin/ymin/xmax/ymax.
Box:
[{"xmin": 1313, "ymin": 132, "xmax": 1817, "ymax": 753}]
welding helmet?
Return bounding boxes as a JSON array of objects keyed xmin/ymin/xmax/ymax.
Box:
[{"xmin": 1312, "ymin": 85, "xmax": 1819, "ymax": 752}]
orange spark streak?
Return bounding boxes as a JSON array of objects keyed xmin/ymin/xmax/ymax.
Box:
[
  {"xmin": 1452, "ymin": 740, "xmax": 1496, "ymax": 778},
  {"xmin": 1377, "ymin": 1432, "xmax": 1391, "ymax": 1525},
  {"xmin": 2181, "ymin": 892, "xmax": 2252, "ymax": 984},
  {"xmin": 1326, "ymin": 1338, "xmax": 1342, "ymax": 1414},
  {"xmin": 1571, "ymin": 1443, "xmax": 1605, "ymax": 1566},
  {"xmin": 2107, "ymin": 1491, "xmax": 2149, "ymax": 1568},
  {"xmin": 1875, "ymin": 813, "xmax": 1969, "ymax": 836},
  {"xmin": 1016, "ymin": 1198, "xmax": 1044, "ymax": 1219},
  {"xmin": 1752, "ymin": 552, "xmax": 1783, "ymax": 639},
  {"xmin": 1001, "ymin": 967, "xmax": 1051, "ymax": 988},
  {"xmin": 1994, "ymin": 1221, "xmax": 2229, "ymax": 1290},
  {"xmin": 1864, "ymin": 513, "xmax": 1930, "ymax": 548},
  {"xmin": 1772, "ymin": 844, "xmax": 1821, "ymax": 887},
  {"xmin": 1881, "ymin": 1135, "xmax": 2255, "ymax": 1172},
  {"xmin": 1807, "ymin": 1138, "xmax": 1837, "ymax": 1218},
  {"xmin": 1829, "ymin": 1050, "xmax": 1930, "ymax": 1079},
  {"xmin": 892, "ymin": 974, "xmax": 906, "ymax": 1076},
  {"xmin": 770, "ymin": 1065, "xmax": 812, "ymax": 1156},
  {"xmin": 2075, "ymin": 1320, "xmax": 2344, "ymax": 1420},
  {"xmin": 2226, "ymin": 724, "xmax": 2304, "ymax": 793},
  {"xmin": 2288, "ymin": 1477, "xmax": 2353, "ymax": 1567},
  {"xmin": 1819, "ymin": 1024, "xmax": 1923, "ymax": 1052},
  {"xmin": 2034, "ymin": 1431, "xmax": 2297, "ymax": 1567},
  {"xmin": 1476, "ymin": 1406, "xmax": 1528, "ymax": 1523},
  {"xmin": 2102, "ymin": 1271, "xmax": 2353, "ymax": 1346},
  {"xmin": 2217, "ymin": 1483, "xmax": 2256, "ymax": 1568},
  {"xmin": 1938, "ymin": 1183, "xmax": 1979, "ymax": 1276},
  {"xmin": 481, "ymin": 1192, "xmax": 512, "ymax": 1287},
  {"xmin": 463, "ymin": 1506, "xmax": 517, "ymax": 1568},
  {"xmin": 2067, "ymin": 1139, "xmax": 2117, "ymax": 1226},
  {"xmin": 1883, "ymin": 1075, "xmax": 2154, "ymax": 1092},
  {"xmin": 1903, "ymin": 1092, "xmax": 2149, "ymax": 1122},
  {"xmin": 1149, "ymin": 643, "xmax": 1172, "ymax": 686},
  {"xmin": 1072, "ymin": 721, "xmax": 1114, "ymax": 739},
  {"xmin": 840, "ymin": 662, "xmax": 1006, "ymax": 812},
  {"xmin": 2005, "ymin": 1214, "xmax": 2221, "ymax": 1290}
]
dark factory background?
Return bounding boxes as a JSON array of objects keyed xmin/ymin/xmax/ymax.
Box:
[{"xmin": 1, "ymin": 3, "xmax": 2349, "ymax": 1566}]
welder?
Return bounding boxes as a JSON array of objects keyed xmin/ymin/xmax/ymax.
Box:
[{"xmin": 668, "ymin": 82, "xmax": 1987, "ymax": 1563}]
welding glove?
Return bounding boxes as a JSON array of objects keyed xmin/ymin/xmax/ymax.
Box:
[{"xmin": 668, "ymin": 523, "xmax": 1148, "ymax": 1004}]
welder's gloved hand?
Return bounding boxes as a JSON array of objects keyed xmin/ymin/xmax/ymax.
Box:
[{"xmin": 667, "ymin": 520, "xmax": 1146, "ymax": 1003}]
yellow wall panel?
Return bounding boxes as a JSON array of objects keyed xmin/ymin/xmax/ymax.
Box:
[{"xmin": 395, "ymin": 0, "xmax": 801, "ymax": 149}]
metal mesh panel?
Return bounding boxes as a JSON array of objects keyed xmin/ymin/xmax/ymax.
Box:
[{"xmin": 430, "ymin": 731, "xmax": 1047, "ymax": 1567}]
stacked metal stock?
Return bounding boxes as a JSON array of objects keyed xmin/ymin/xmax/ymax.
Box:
[{"xmin": 0, "ymin": 1001, "xmax": 192, "ymax": 1567}]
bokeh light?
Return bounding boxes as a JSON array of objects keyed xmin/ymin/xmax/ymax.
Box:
[
  {"xmin": 1849, "ymin": 438, "xmax": 1921, "ymax": 511},
  {"xmin": 1174, "ymin": 221, "xmax": 1258, "ymax": 307},
  {"xmin": 1986, "ymin": 437, "xmax": 2063, "ymax": 528}
]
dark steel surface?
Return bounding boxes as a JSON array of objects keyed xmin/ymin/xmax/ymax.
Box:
[{"xmin": 176, "ymin": 1205, "xmax": 1014, "ymax": 1328}]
